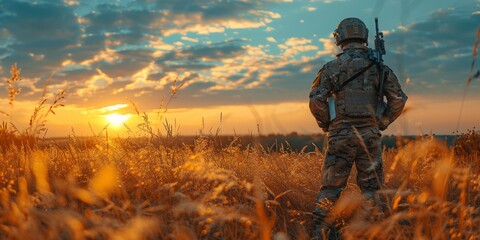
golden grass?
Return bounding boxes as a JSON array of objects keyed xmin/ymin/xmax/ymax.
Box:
[
  {"xmin": 1, "ymin": 65, "xmax": 479, "ymax": 239},
  {"xmin": 0, "ymin": 133, "xmax": 478, "ymax": 239}
]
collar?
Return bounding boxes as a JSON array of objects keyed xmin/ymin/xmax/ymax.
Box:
[{"xmin": 341, "ymin": 42, "xmax": 367, "ymax": 51}]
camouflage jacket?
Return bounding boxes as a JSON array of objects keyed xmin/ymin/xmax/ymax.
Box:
[{"xmin": 309, "ymin": 47, "xmax": 407, "ymax": 132}]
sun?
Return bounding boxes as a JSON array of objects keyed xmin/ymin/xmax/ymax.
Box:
[{"xmin": 105, "ymin": 113, "xmax": 131, "ymax": 127}]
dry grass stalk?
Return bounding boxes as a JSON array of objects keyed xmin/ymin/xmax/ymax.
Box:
[{"xmin": 7, "ymin": 63, "xmax": 21, "ymax": 107}]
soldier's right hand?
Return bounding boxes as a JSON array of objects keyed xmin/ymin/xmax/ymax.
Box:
[{"xmin": 378, "ymin": 117, "xmax": 389, "ymax": 131}]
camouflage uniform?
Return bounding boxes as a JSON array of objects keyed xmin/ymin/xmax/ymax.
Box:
[{"xmin": 309, "ymin": 19, "xmax": 407, "ymax": 239}]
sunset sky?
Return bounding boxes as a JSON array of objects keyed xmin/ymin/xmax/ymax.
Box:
[{"xmin": 0, "ymin": 0, "xmax": 478, "ymax": 137}]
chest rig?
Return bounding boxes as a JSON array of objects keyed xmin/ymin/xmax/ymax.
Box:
[{"xmin": 331, "ymin": 49, "xmax": 378, "ymax": 118}]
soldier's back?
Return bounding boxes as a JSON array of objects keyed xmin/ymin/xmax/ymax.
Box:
[{"xmin": 323, "ymin": 47, "xmax": 380, "ymax": 131}]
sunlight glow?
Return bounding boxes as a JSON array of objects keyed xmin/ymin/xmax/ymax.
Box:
[
  {"xmin": 98, "ymin": 103, "xmax": 129, "ymax": 113},
  {"xmin": 105, "ymin": 113, "xmax": 131, "ymax": 127}
]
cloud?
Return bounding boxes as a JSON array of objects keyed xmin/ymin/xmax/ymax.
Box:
[
  {"xmin": 181, "ymin": 36, "xmax": 199, "ymax": 43},
  {"xmin": 78, "ymin": 68, "xmax": 114, "ymax": 97},
  {"xmin": 318, "ymin": 37, "xmax": 339, "ymax": 55},
  {"xmin": 0, "ymin": 0, "xmax": 331, "ymax": 109},
  {"xmin": 167, "ymin": 39, "xmax": 247, "ymax": 62},
  {"xmin": 278, "ymin": 38, "xmax": 318, "ymax": 57},
  {"xmin": 266, "ymin": 37, "xmax": 277, "ymax": 43},
  {"xmin": 95, "ymin": 103, "xmax": 129, "ymax": 114},
  {"xmin": 0, "ymin": 1, "xmax": 82, "ymax": 78},
  {"xmin": 308, "ymin": 0, "xmax": 346, "ymax": 3},
  {"xmin": 0, "ymin": 0, "xmax": 290, "ymax": 103},
  {"xmin": 85, "ymin": 1, "xmax": 283, "ymax": 37},
  {"xmin": 2, "ymin": 0, "xmax": 475, "ymax": 113},
  {"xmin": 384, "ymin": 6, "xmax": 479, "ymax": 94}
]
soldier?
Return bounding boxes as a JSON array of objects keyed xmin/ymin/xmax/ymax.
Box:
[{"xmin": 309, "ymin": 17, "xmax": 407, "ymax": 239}]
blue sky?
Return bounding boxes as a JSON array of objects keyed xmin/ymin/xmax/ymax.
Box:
[{"xmin": 0, "ymin": 0, "xmax": 478, "ymax": 135}]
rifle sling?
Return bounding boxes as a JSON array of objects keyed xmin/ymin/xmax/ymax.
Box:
[{"xmin": 337, "ymin": 61, "xmax": 376, "ymax": 91}]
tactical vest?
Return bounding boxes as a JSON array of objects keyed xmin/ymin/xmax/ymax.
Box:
[{"xmin": 331, "ymin": 49, "xmax": 378, "ymax": 118}]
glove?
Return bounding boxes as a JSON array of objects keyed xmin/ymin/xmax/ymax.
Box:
[
  {"xmin": 378, "ymin": 117, "xmax": 389, "ymax": 131},
  {"xmin": 317, "ymin": 121, "xmax": 330, "ymax": 132}
]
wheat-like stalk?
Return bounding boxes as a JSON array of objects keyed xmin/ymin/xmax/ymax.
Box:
[{"xmin": 7, "ymin": 63, "xmax": 21, "ymax": 107}]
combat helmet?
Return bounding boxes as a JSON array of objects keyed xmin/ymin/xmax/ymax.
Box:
[{"xmin": 333, "ymin": 18, "xmax": 368, "ymax": 46}]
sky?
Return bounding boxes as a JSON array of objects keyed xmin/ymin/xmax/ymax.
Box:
[{"xmin": 0, "ymin": 0, "xmax": 479, "ymax": 137}]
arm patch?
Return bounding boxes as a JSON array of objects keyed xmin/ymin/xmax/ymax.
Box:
[{"xmin": 311, "ymin": 68, "xmax": 324, "ymax": 90}]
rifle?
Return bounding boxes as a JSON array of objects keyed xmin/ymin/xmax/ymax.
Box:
[{"xmin": 368, "ymin": 17, "xmax": 387, "ymax": 119}]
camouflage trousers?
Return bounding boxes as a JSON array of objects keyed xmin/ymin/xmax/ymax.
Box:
[{"xmin": 313, "ymin": 127, "xmax": 384, "ymax": 233}]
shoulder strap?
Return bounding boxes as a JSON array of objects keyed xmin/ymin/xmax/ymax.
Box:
[{"xmin": 336, "ymin": 61, "xmax": 375, "ymax": 91}]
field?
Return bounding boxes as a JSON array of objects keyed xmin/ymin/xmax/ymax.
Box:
[{"xmin": 0, "ymin": 124, "xmax": 479, "ymax": 239}]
